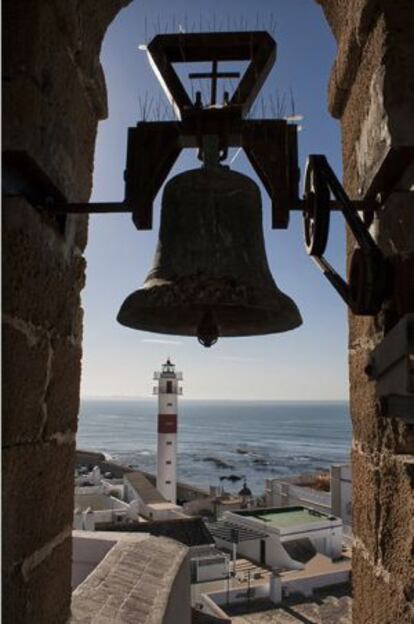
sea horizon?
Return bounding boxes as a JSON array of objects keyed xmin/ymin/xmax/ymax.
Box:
[
  {"xmin": 81, "ymin": 396, "xmax": 349, "ymax": 403},
  {"xmin": 77, "ymin": 398, "xmax": 352, "ymax": 494}
]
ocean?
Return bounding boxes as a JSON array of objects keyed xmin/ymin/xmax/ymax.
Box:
[{"xmin": 77, "ymin": 399, "xmax": 352, "ymax": 495}]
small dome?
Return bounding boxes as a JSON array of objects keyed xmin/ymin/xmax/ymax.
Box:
[{"xmin": 239, "ymin": 481, "xmax": 252, "ymax": 497}]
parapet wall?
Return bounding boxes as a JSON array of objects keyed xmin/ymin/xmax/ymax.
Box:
[{"xmin": 316, "ymin": 1, "xmax": 414, "ymax": 622}]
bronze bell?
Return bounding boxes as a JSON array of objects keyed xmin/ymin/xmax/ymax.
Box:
[{"xmin": 117, "ymin": 164, "xmax": 302, "ymax": 346}]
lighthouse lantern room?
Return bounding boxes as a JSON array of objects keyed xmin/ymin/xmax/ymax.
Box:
[{"xmin": 153, "ymin": 358, "xmax": 183, "ymax": 503}]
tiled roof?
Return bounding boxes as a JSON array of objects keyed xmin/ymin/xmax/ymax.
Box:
[
  {"xmin": 100, "ymin": 517, "xmax": 215, "ymax": 547},
  {"xmin": 71, "ymin": 536, "xmax": 188, "ymax": 624},
  {"xmin": 125, "ymin": 471, "xmax": 167, "ymax": 504}
]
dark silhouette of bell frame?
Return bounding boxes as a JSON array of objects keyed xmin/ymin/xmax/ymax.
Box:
[{"xmin": 5, "ymin": 30, "xmax": 393, "ymax": 342}]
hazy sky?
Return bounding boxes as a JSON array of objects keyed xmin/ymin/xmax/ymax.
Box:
[{"xmin": 81, "ymin": 0, "xmax": 348, "ymax": 401}]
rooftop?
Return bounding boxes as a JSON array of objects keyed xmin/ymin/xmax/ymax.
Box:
[
  {"xmin": 71, "ymin": 536, "xmax": 188, "ymax": 624},
  {"xmin": 224, "ymin": 584, "xmax": 352, "ymax": 623},
  {"xmin": 98, "ymin": 517, "xmax": 215, "ymax": 547},
  {"xmin": 125, "ymin": 471, "xmax": 167, "ymax": 505},
  {"xmin": 235, "ymin": 506, "xmax": 337, "ymax": 530}
]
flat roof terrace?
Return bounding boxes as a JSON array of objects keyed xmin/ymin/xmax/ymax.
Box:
[
  {"xmin": 233, "ymin": 506, "xmax": 338, "ymax": 531},
  {"xmin": 250, "ymin": 508, "xmax": 332, "ymax": 529}
]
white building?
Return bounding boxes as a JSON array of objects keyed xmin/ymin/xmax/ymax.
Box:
[
  {"xmin": 210, "ymin": 506, "xmax": 343, "ymax": 569},
  {"xmin": 331, "ymin": 464, "xmax": 352, "ymax": 527},
  {"xmin": 153, "ymin": 358, "xmax": 183, "ymax": 504},
  {"xmin": 73, "ymin": 491, "xmax": 132, "ymax": 530},
  {"xmin": 265, "ymin": 464, "xmax": 353, "ymax": 529}
]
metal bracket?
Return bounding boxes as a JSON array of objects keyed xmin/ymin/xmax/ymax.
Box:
[{"xmin": 302, "ymin": 154, "xmax": 392, "ymax": 315}]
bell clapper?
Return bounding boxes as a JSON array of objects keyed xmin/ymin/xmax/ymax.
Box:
[{"xmin": 197, "ymin": 310, "xmax": 219, "ymax": 348}]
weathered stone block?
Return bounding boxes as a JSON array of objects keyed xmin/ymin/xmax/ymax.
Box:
[
  {"xmin": 3, "ymin": 2, "xmax": 97, "ymax": 200},
  {"xmin": 2, "ymin": 323, "xmax": 49, "ymax": 446},
  {"xmin": 341, "ymin": 16, "xmax": 386, "ymax": 195},
  {"xmin": 377, "ymin": 457, "xmax": 414, "ymax": 585},
  {"xmin": 2, "ymin": 442, "xmax": 75, "ymax": 572},
  {"xmin": 2, "ymin": 198, "xmax": 86, "ymax": 340},
  {"xmin": 348, "ymin": 315, "xmax": 380, "ymax": 351},
  {"xmin": 44, "ymin": 338, "xmax": 82, "ymax": 437},
  {"xmin": 2, "ymin": 565, "xmax": 27, "ymax": 624},
  {"xmin": 351, "ymin": 449, "xmax": 380, "ymax": 558},
  {"xmin": 353, "ymin": 542, "xmax": 414, "ymax": 624},
  {"xmin": 353, "ymin": 451, "xmax": 414, "ymax": 602},
  {"xmin": 26, "ymin": 537, "xmax": 72, "ymax": 624},
  {"xmin": 2, "ymin": 537, "xmax": 72, "ymax": 624},
  {"xmin": 349, "ymin": 348, "xmax": 384, "ymax": 448}
]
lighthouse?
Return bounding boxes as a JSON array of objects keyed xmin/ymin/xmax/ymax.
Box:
[{"xmin": 153, "ymin": 358, "xmax": 182, "ymax": 503}]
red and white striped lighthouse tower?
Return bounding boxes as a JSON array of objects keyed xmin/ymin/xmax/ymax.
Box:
[{"xmin": 153, "ymin": 358, "xmax": 182, "ymax": 503}]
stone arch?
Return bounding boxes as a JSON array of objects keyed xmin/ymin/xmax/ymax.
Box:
[{"xmin": 3, "ymin": 2, "xmax": 413, "ymax": 623}]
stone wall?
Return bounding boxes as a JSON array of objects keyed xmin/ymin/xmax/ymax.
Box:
[
  {"xmin": 316, "ymin": 1, "xmax": 414, "ymax": 622},
  {"xmin": 2, "ymin": 1, "xmax": 130, "ymax": 622}
]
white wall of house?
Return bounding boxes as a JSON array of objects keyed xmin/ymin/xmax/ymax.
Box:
[
  {"xmin": 194, "ymin": 557, "xmax": 228, "ymax": 583},
  {"xmin": 213, "ymin": 534, "xmax": 304, "ymax": 571},
  {"xmin": 72, "ymin": 533, "xmax": 116, "ymax": 588},
  {"xmin": 73, "ymin": 495, "xmax": 135, "ymax": 530},
  {"xmin": 265, "ymin": 479, "xmax": 331, "ymax": 514},
  {"xmin": 145, "ymin": 503, "xmax": 185, "ymax": 521},
  {"xmin": 72, "ymin": 531, "xmax": 150, "ymax": 589},
  {"xmin": 331, "ymin": 464, "xmax": 352, "ymax": 527}
]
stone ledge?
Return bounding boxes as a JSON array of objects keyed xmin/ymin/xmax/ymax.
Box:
[{"xmin": 70, "ymin": 536, "xmax": 189, "ymax": 624}]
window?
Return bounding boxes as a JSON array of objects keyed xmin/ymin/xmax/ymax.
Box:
[
  {"xmin": 165, "ymin": 480, "xmax": 171, "ymax": 484},
  {"xmin": 166, "ymin": 441, "xmax": 172, "ymax": 446},
  {"xmin": 167, "ymin": 402, "xmax": 173, "ymax": 407},
  {"xmin": 166, "ymin": 381, "xmax": 173, "ymax": 393},
  {"xmin": 166, "ymin": 460, "xmax": 172, "ymax": 465}
]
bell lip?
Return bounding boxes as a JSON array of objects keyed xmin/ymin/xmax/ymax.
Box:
[{"xmin": 117, "ymin": 288, "xmax": 303, "ymax": 337}]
